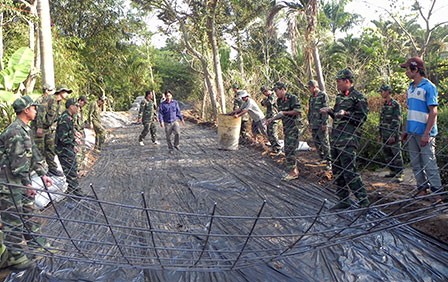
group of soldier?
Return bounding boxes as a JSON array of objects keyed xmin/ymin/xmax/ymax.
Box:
[
  {"xmin": 231, "ymin": 57, "xmax": 444, "ymax": 210},
  {"xmin": 0, "ymin": 56, "xmax": 444, "ymax": 270},
  {"xmin": 0, "ymin": 84, "xmax": 107, "ymax": 269}
]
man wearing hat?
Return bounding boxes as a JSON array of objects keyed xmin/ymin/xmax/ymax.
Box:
[
  {"xmin": 230, "ymin": 90, "xmax": 267, "ymax": 143},
  {"xmin": 232, "ymin": 83, "xmax": 250, "ymax": 143},
  {"xmin": 34, "ymin": 85, "xmax": 72, "ymax": 176},
  {"xmin": 0, "ymin": 95, "xmax": 53, "ymax": 269},
  {"xmin": 260, "ymin": 86, "xmax": 282, "ymax": 154},
  {"xmin": 378, "ymin": 85, "xmax": 404, "ymax": 182},
  {"xmin": 307, "ymin": 80, "xmax": 331, "ymax": 170},
  {"xmin": 400, "ymin": 57, "xmax": 443, "ymax": 202},
  {"xmin": 31, "ymin": 83, "xmax": 54, "ymax": 154},
  {"xmin": 320, "ymin": 69, "xmax": 369, "ymax": 210},
  {"xmin": 88, "ymin": 95, "xmax": 107, "ymax": 151},
  {"xmin": 266, "ymin": 82, "xmax": 301, "ymax": 181},
  {"xmin": 56, "ymin": 98, "xmax": 86, "ymax": 197},
  {"xmin": 75, "ymin": 95, "xmax": 88, "ymax": 134}
]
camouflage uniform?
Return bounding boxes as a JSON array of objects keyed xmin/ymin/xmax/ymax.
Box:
[
  {"xmin": 234, "ymin": 96, "xmax": 250, "ymax": 142},
  {"xmin": 74, "ymin": 101, "xmax": 87, "ymax": 172},
  {"xmin": 379, "ymin": 98, "xmax": 404, "ymax": 176},
  {"xmin": 88, "ymin": 100, "xmax": 106, "ymax": 151},
  {"xmin": 261, "ymin": 92, "xmax": 281, "ymax": 152},
  {"xmin": 30, "ymin": 93, "xmax": 49, "ymax": 154},
  {"xmin": 56, "ymin": 109, "xmax": 79, "ymax": 195},
  {"xmin": 330, "ymin": 87, "xmax": 369, "ymax": 206},
  {"xmin": 31, "ymin": 94, "xmax": 62, "ymax": 173},
  {"xmin": 0, "ymin": 117, "xmax": 48, "ymax": 267},
  {"xmin": 138, "ymin": 98, "xmax": 158, "ymax": 143},
  {"xmin": 277, "ymin": 93, "xmax": 301, "ymax": 171},
  {"xmin": 308, "ymin": 90, "xmax": 331, "ymax": 162}
]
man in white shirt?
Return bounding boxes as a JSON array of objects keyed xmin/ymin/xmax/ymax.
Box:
[{"xmin": 230, "ymin": 90, "xmax": 267, "ymax": 141}]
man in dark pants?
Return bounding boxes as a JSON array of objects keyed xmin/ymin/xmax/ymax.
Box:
[
  {"xmin": 56, "ymin": 98, "xmax": 85, "ymax": 196},
  {"xmin": 88, "ymin": 95, "xmax": 107, "ymax": 151},
  {"xmin": 307, "ymin": 80, "xmax": 331, "ymax": 170},
  {"xmin": 260, "ymin": 86, "xmax": 282, "ymax": 154},
  {"xmin": 0, "ymin": 95, "xmax": 53, "ymax": 269},
  {"xmin": 33, "ymin": 85, "xmax": 71, "ymax": 176},
  {"xmin": 321, "ymin": 69, "xmax": 369, "ymax": 210},
  {"xmin": 138, "ymin": 90, "xmax": 159, "ymax": 146},
  {"xmin": 232, "ymin": 84, "xmax": 250, "ymax": 143},
  {"xmin": 378, "ymin": 85, "xmax": 404, "ymax": 182},
  {"xmin": 266, "ymin": 82, "xmax": 301, "ymax": 181},
  {"xmin": 158, "ymin": 90, "xmax": 185, "ymax": 153}
]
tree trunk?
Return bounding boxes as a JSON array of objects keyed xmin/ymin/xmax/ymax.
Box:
[
  {"xmin": 313, "ymin": 45, "xmax": 325, "ymax": 92},
  {"xmin": 207, "ymin": 0, "xmax": 225, "ymax": 114},
  {"xmin": 201, "ymin": 78, "xmax": 208, "ymax": 120},
  {"xmin": 37, "ymin": 0, "xmax": 55, "ymax": 88},
  {"xmin": 236, "ymin": 31, "xmax": 245, "ymax": 77},
  {"xmin": 0, "ymin": 12, "xmax": 4, "ymax": 70},
  {"xmin": 202, "ymin": 64, "xmax": 219, "ymax": 120},
  {"xmin": 24, "ymin": 1, "xmax": 39, "ymax": 94}
]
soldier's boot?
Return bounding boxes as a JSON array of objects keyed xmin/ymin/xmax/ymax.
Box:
[
  {"xmin": 329, "ymin": 200, "xmax": 352, "ymax": 210},
  {"xmin": 331, "ymin": 188, "xmax": 352, "ymax": 210},
  {"xmin": 6, "ymin": 254, "xmax": 34, "ymax": 270},
  {"xmin": 0, "ymin": 232, "xmax": 9, "ymax": 269},
  {"xmin": 358, "ymin": 198, "xmax": 370, "ymax": 208}
]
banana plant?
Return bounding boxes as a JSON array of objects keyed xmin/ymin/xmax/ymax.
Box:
[{"xmin": 0, "ymin": 47, "xmax": 34, "ymax": 102}]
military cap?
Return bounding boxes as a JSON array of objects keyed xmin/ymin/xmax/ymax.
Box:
[
  {"xmin": 308, "ymin": 80, "xmax": 319, "ymax": 87},
  {"xmin": 400, "ymin": 57, "xmax": 425, "ymax": 69},
  {"xmin": 42, "ymin": 83, "xmax": 54, "ymax": 91},
  {"xmin": 232, "ymin": 83, "xmax": 239, "ymax": 89},
  {"xmin": 335, "ymin": 69, "xmax": 354, "ymax": 80},
  {"xmin": 12, "ymin": 95, "xmax": 38, "ymax": 113},
  {"xmin": 65, "ymin": 98, "xmax": 79, "ymax": 108},
  {"xmin": 237, "ymin": 90, "xmax": 249, "ymax": 99},
  {"xmin": 55, "ymin": 85, "xmax": 73, "ymax": 94},
  {"xmin": 378, "ymin": 85, "xmax": 393, "ymax": 92},
  {"xmin": 99, "ymin": 95, "xmax": 107, "ymax": 101},
  {"xmin": 272, "ymin": 82, "xmax": 286, "ymax": 90},
  {"xmin": 78, "ymin": 95, "xmax": 87, "ymax": 102},
  {"xmin": 260, "ymin": 85, "xmax": 269, "ymax": 92}
]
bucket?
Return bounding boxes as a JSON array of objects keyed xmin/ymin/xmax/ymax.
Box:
[{"xmin": 218, "ymin": 114, "xmax": 241, "ymax": 150}]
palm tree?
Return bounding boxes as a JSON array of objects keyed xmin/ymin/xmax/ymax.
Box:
[
  {"xmin": 267, "ymin": 0, "xmax": 326, "ymax": 91},
  {"xmin": 37, "ymin": 0, "xmax": 55, "ymax": 88},
  {"xmin": 322, "ymin": 0, "xmax": 360, "ymax": 42}
]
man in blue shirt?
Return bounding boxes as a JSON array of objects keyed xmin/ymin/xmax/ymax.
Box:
[
  {"xmin": 400, "ymin": 57, "xmax": 443, "ymax": 203},
  {"xmin": 158, "ymin": 90, "xmax": 185, "ymax": 153}
]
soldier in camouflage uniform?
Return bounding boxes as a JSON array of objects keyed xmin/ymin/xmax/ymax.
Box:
[
  {"xmin": 31, "ymin": 83, "xmax": 54, "ymax": 154},
  {"xmin": 260, "ymin": 86, "xmax": 282, "ymax": 154},
  {"xmin": 88, "ymin": 95, "xmax": 107, "ymax": 151},
  {"xmin": 232, "ymin": 84, "xmax": 250, "ymax": 143},
  {"xmin": 378, "ymin": 85, "xmax": 404, "ymax": 182},
  {"xmin": 307, "ymin": 80, "xmax": 331, "ymax": 169},
  {"xmin": 0, "ymin": 96, "xmax": 53, "ymax": 270},
  {"xmin": 267, "ymin": 82, "xmax": 301, "ymax": 181},
  {"xmin": 33, "ymin": 85, "xmax": 71, "ymax": 176},
  {"xmin": 138, "ymin": 90, "xmax": 159, "ymax": 146},
  {"xmin": 56, "ymin": 99, "xmax": 86, "ymax": 197},
  {"xmin": 321, "ymin": 69, "xmax": 369, "ymax": 210},
  {"xmin": 74, "ymin": 96, "xmax": 88, "ymax": 173}
]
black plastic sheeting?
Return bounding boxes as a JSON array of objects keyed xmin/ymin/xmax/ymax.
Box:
[{"xmin": 6, "ymin": 120, "xmax": 448, "ymax": 281}]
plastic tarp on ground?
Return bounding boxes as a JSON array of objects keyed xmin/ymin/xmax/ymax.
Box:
[{"xmin": 6, "ymin": 116, "xmax": 448, "ymax": 281}]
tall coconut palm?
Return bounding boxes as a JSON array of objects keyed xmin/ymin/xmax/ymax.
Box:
[
  {"xmin": 37, "ymin": 0, "xmax": 55, "ymax": 88},
  {"xmin": 322, "ymin": 0, "xmax": 360, "ymax": 42},
  {"xmin": 267, "ymin": 0, "xmax": 326, "ymax": 91}
]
